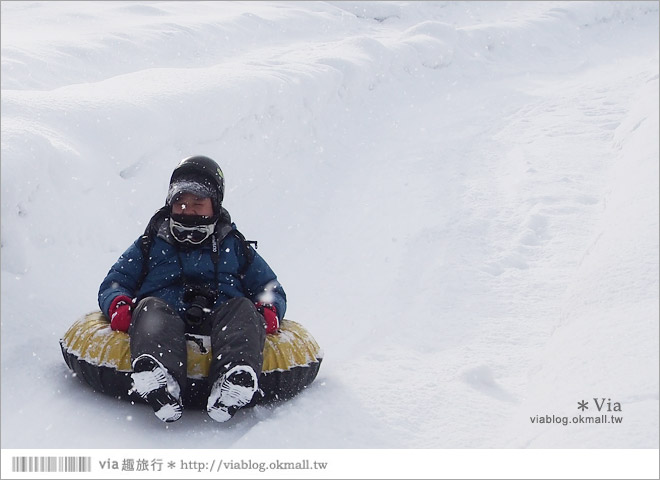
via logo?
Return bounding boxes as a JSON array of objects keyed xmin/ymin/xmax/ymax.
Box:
[
  {"xmin": 579, "ymin": 398, "xmax": 623, "ymax": 412},
  {"xmin": 593, "ymin": 398, "xmax": 622, "ymax": 412}
]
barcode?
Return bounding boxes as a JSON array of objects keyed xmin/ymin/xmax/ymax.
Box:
[{"xmin": 11, "ymin": 456, "xmax": 91, "ymax": 473}]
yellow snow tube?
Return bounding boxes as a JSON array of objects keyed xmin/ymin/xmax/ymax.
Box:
[{"xmin": 60, "ymin": 311, "xmax": 322, "ymax": 407}]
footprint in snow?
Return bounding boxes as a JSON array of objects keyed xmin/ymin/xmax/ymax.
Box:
[{"xmin": 461, "ymin": 366, "xmax": 518, "ymax": 403}]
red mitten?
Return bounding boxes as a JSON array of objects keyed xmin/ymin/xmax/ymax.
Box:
[
  {"xmin": 256, "ymin": 302, "xmax": 279, "ymax": 334},
  {"xmin": 109, "ymin": 295, "xmax": 133, "ymax": 332}
]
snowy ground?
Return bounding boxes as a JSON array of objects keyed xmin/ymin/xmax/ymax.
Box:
[{"xmin": 1, "ymin": 0, "xmax": 658, "ymax": 472}]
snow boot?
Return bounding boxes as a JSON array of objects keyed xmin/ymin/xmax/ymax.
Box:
[
  {"xmin": 207, "ymin": 365, "xmax": 258, "ymax": 422},
  {"xmin": 130, "ymin": 354, "xmax": 183, "ymax": 423}
]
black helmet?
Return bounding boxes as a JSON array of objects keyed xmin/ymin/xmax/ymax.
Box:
[{"xmin": 166, "ymin": 155, "xmax": 225, "ymax": 212}]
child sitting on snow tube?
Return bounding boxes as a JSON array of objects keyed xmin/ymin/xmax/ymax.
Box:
[{"xmin": 92, "ymin": 155, "xmax": 309, "ymax": 423}]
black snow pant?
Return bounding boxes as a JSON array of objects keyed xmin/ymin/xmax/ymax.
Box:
[{"xmin": 129, "ymin": 296, "xmax": 266, "ymax": 398}]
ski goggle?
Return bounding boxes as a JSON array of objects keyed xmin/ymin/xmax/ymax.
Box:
[
  {"xmin": 166, "ymin": 180, "xmax": 217, "ymax": 208},
  {"xmin": 169, "ymin": 214, "xmax": 217, "ymax": 245}
]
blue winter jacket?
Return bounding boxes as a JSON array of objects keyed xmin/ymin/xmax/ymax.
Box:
[{"xmin": 98, "ymin": 217, "xmax": 286, "ymax": 321}]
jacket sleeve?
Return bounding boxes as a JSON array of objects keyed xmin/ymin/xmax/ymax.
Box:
[
  {"xmin": 98, "ymin": 239, "xmax": 145, "ymax": 317},
  {"xmin": 239, "ymin": 243, "xmax": 287, "ymax": 321}
]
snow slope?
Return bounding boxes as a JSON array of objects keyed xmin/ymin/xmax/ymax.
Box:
[{"xmin": 1, "ymin": 0, "xmax": 658, "ymax": 459}]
